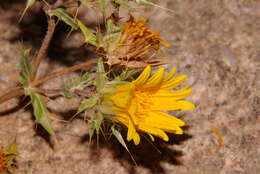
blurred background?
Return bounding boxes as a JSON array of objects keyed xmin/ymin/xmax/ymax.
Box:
[{"xmin": 0, "ymin": 0, "xmax": 259, "ymax": 174}]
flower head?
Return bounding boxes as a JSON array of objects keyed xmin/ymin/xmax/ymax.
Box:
[
  {"xmin": 103, "ymin": 66, "xmax": 195, "ymax": 145},
  {"xmin": 105, "ymin": 16, "xmax": 170, "ymax": 68}
]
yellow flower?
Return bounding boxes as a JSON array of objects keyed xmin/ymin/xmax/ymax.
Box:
[{"xmin": 104, "ymin": 66, "xmax": 195, "ymax": 145}]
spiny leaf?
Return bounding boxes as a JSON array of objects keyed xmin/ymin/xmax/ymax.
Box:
[
  {"xmin": 111, "ymin": 126, "xmax": 136, "ymax": 164},
  {"xmin": 111, "ymin": 127, "xmax": 130, "ymax": 152},
  {"xmin": 48, "ymin": 8, "xmax": 78, "ymax": 30},
  {"xmin": 97, "ymin": 57, "xmax": 105, "ymax": 73},
  {"xmin": 6, "ymin": 142, "xmax": 17, "ymax": 161},
  {"xmin": 88, "ymin": 111, "xmax": 104, "ymax": 141},
  {"xmin": 19, "ymin": 0, "xmax": 36, "ymax": 22},
  {"xmin": 94, "ymin": 112, "xmax": 104, "ymax": 133},
  {"xmin": 17, "ymin": 49, "xmax": 32, "ymax": 86},
  {"xmin": 95, "ymin": 58, "xmax": 106, "ymax": 91},
  {"xmin": 115, "ymin": 69, "xmax": 141, "ymax": 81},
  {"xmin": 80, "ymin": 72, "xmax": 95, "ymax": 82},
  {"xmin": 78, "ymin": 97, "xmax": 98, "ymax": 113},
  {"xmin": 26, "ymin": 88, "xmax": 55, "ymax": 135},
  {"xmin": 77, "ymin": 19, "xmax": 97, "ymax": 46},
  {"xmin": 61, "ymin": 72, "xmax": 95, "ymax": 98}
]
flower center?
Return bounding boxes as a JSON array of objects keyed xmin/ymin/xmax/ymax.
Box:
[{"xmin": 134, "ymin": 90, "xmax": 153, "ymax": 115}]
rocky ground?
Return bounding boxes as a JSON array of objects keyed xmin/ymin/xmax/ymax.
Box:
[{"xmin": 0, "ymin": 0, "xmax": 259, "ymax": 174}]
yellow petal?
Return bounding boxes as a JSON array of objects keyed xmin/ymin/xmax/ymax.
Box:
[
  {"xmin": 151, "ymin": 98, "xmax": 195, "ymax": 111},
  {"xmin": 127, "ymin": 119, "xmax": 136, "ymax": 142},
  {"xmin": 109, "ymin": 91, "xmax": 131, "ymax": 108},
  {"xmin": 164, "ymin": 68, "xmax": 176, "ymax": 81},
  {"xmin": 165, "ymin": 126, "xmax": 183, "ymax": 134},
  {"xmin": 145, "ymin": 111, "xmax": 185, "ymax": 128},
  {"xmin": 133, "ymin": 66, "xmax": 151, "ymax": 86},
  {"xmin": 161, "ymin": 75, "xmax": 187, "ymax": 90},
  {"xmin": 144, "ymin": 68, "xmax": 164, "ymax": 88},
  {"xmin": 153, "ymin": 88, "xmax": 193, "ymax": 100},
  {"xmin": 138, "ymin": 124, "xmax": 169, "ymax": 141},
  {"xmin": 128, "ymin": 99, "xmax": 138, "ymax": 124},
  {"xmin": 133, "ymin": 133, "xmax": 140, "ymax": 145},
  {"xmin": 111, "ymin": 113, "xmax": 129, "ymax": 126}
]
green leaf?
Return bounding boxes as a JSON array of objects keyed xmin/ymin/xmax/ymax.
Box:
[
  {"xmin": 97, "ymin": 57, "xmax": 105, "ymax": 73},
  {"xmin": 88, "ymin": 111, "xmax": 104, "ymax": 141},
  {"xmin": 17, "ymin": 49, "xmax": 32, "ymax": 86},
  {"xmin": 81, "ymin": 72, "xmax": 93, "ymax": 82},
  {"xmin": 77, "ymin": 19, "xmax": 97, "ymax": 46},
  {"xmin": 111, "ymin": 126, "xmax": 136, "ymax": 164},
  {"xmin": 95, "ymin": 58, "xmax": 106, "ymax": 91},
  {"xmin": 26, "ymin": 88, "xmax": 55, "ymax": 135},
  {"xmin": 61, "ymin": 72, "xmax": 95, "ymax": 98},
  {"xmin": 6, "ymin": 142, "xmax": 17, "ymax": 160},
  {"xmin": 134, "ymin": 0, "xmax": 154, "ymax": 6},
  {"xmin": 111, "ymin": 126, "xmax": 130, "ymax": 152},
  {"xmin": 78, "ymin": 97, "xmax": 98, "ymax": 113},
  {"xmin": 48, "ymin": 8, "xmax": 78, "ymax": 30},
  {"xmin": 98, "ymin": 0, "xmax": 108, "ymax": 12},
  {"xmin": 115, "ymin": 69, "xmax": 141, "ymax": 81}
]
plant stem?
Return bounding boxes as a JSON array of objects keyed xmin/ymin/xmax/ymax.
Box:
[
  {"xmin": 31, "ymin": 17, "xmax": 56, "ymax": 80},
  {"xmin": 0, "ymin": 60, "xmax": 95, "ymax": 105},
  {"xmin": 34, "ymin": 59, "xmax": 96, "ymax": 86},
  {"xmin": 0, "ymin": 87, "xmax": 24, "ymax": 104}
]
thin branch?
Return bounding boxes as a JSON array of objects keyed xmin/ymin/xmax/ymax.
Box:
[
  {"xmin": 31, "ymin": 17, "xmax": 56, "ymax": 80},
  {"xmin": 0, "ymin": 60, "xmax": 95, "ymax": 105},
  {"xmin": 0, "ymin": 87, "xmax": 24, "ymax": 104},
  {"xmin": 34, "ymin": 59, "xmax": 96, "ymax": 86}
]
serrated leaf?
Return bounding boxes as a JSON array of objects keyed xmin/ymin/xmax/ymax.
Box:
[
  {"xmin": 26, "ymin": 88, "xmax": 55, "ymax": 135},
  {"xmin": 115, "ymin": 0, "xmax": 132, "ymax": 9},
  {"xmin": 98, "ymin": 0, "xmax": 108, "ymax": 12},
  {"xmin": 77, "ymin": 19, "xmax": 97, "ymax": 46},
  {"xmin": 134, "ymin": 0, "xmax": 154, "ymax": 6},
  {"xmin": 48, "ymin": 8, "xmax": 78, "ymax": 30},
  {"xmin": 111, "ymin": 127, "xmax": 130, "ymax": 152},
  {"xmin": 78, "ymin": 97, "xmax": 98, "ymax": 113}
]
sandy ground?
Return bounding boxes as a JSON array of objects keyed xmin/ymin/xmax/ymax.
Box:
[{"xmin": 0, "ymin": 0, "xmax": 259, "ymax": 174}]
